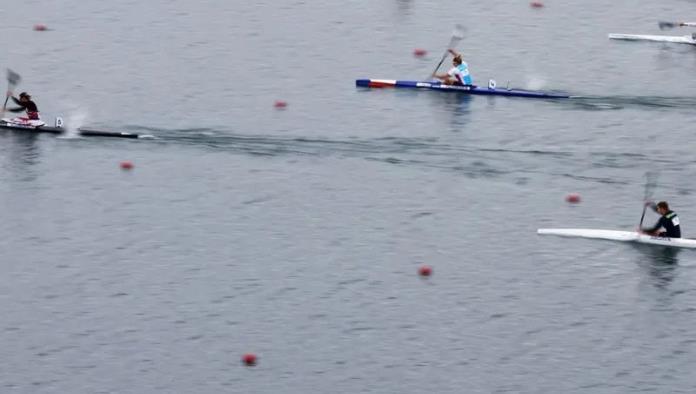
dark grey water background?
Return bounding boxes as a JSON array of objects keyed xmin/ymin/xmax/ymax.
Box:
[{"xmin": 3, "ymin": 1, "xmax": 696, "ymax": 393}]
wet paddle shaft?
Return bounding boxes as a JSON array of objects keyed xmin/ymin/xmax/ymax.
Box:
[{"xmin": 639, "ymin": 171, "xmax": 659, "ymax": 229}]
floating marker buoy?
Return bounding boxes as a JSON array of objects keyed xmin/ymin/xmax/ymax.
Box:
[
  {"xmin": 413, "ymin": 48, "xmax": 427, "ymax": 58},
  {"xmin": 530, "ymin": 1, "xmax": 544, "ymax": 8},
  {"xmin": 33, "ymin": 24, "xmax": 48, "ymax": 31},
  {"xmin": 274, "ymin": 100, "xmax": 287, "ymax": 109},
  {"xmin": 242, "ymin": 353, "xmax": 257, "ymax": 366},
  {"xmin": 120, "ymin": 161, "xmax": 134, "ymax": 170},
  {"xmin": 565, "ymin": 193, "xmax": 581, "ymax": 204},
  {"xmin": 418, "ymin": 265, "xmax": 432, "ymax": 277}
]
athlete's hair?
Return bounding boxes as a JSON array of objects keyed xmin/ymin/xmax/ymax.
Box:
[
  {"xmin": 657, "ymin": 201, "xmax": 669, "ymax": 210},
  {"xmin": 453, "ymin": 55, "xmax": 462, "ymax": 65}
]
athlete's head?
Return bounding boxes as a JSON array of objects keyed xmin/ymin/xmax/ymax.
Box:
[
  {"xmin": 657, "ymin": 201, "xmax": 669, "ymax": 214},
  {"xmin": 452, "ymin": 55, "xmax": 463, "ymax": 65},
  {"xmin": 19, "ymin": 92, "xmax": 31, "ymax": 101}
]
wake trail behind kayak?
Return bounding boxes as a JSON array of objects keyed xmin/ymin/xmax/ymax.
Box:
[{"xmin": 567, "ymin": 95, "xmax": 696, "ymax": 110}]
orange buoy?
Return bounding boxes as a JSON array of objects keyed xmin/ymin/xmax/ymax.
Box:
[
  {"xmin": 242, "ymin": 353, "xmax": 257, "ymax": 366},
  {"xmin": 413, "ymin": 48, "xmax": 427, "ymax": 58},
  {"xmin": 565, "ymin": 193, "xmax": 581, "ymax": 204},
  {"xmin": 33, "ymin": 24, "xmax": 48, "ymax": 31},
  {"xmin": 274, "ymin": 100, "xmax": 287, "ymax": 109},
  {"xmin": 530, "ymin": 1, "xmax": 544, "ymax": 8},
  {"xmin": 120, "ymin": 161, "xmax": 134, "ymax": 170},
  {"xmin": 418, "ymin": 265, "xmax": 432, "ymax": 277}
]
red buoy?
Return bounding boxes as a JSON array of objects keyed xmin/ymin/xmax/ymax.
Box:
[
  {"xmin": 565, "ymin": 193, "xmax": 581, "ymax": 204},
  {"xmin": 418, "ymin": 265, "xmax": 432, "ymax": 277},
  {"xmin": 274, "ymin": 100, "xmax": 288, "ymax": 109},
  {"xmin": 413, "ymin": 48, "xmax": 427, "ymax": 58},
  {"xmin": 120, "ymin": 161, "xmax": 134, "ymax": 170},
  {"xmin": 530, "ymin": 1, "xmax": 544, "ymax": 8},
  {"xmin": 242, "ymin": 353, "xmax": 257, "ymax": 366},
  {"xmin": 33, "ymin": 24, "xmax": 48, "ymax": 31}
]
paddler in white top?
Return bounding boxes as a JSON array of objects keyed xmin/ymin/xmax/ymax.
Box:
[{"xmin": 433, "ymin": 49, "xmax": 473, "ymax": 86}]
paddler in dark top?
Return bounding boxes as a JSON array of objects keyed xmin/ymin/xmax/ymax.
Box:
[
  {"xmin": 641, "ymin": 201, "xmax": 681, "ymax": 238},
  {"xmin": 4, "ymin": 91, "xmax": 40, "ymax": 120}
]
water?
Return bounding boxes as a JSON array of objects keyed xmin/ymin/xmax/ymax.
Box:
[{"xmin": 2, "ymin": 1, "xmax": 696, "ymax": 392}]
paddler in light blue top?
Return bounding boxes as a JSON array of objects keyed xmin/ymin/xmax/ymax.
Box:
[{"xmin": 434, "ymin": 49, "xmax": 473, "ymax": 86}]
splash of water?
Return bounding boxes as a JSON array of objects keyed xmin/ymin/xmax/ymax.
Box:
[
  {"xmin": 526, "ymin": 76, "xmax": 547, "ymax": 91},
  {"xmin": 58, "ymin": 109, "xmax": 89, "ymax": 138}
]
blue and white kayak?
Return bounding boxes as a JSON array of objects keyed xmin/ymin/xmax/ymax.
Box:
[{"xmin": 356, "ymin": 79, "xmax": 569, "ymax": 99}]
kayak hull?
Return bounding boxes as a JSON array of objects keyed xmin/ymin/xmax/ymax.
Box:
[
  {"xmin": 608, "ymin": 33, "xmax": 696, "ymax": 45},
  {"xmin": 538, "ymin": 228, "xmax": 696, "ymax": 249},
  {"xmin": 356, "ymin": 79, "xmax": 569, "ymax": 99},
  {"xmin": 0, "ymin": 120, "xmax": 141, "ymax": 139}
]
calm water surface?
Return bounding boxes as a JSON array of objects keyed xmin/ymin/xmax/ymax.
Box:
[{"xmin": 2, "ymin": 1, "xmax": 696, "ymax": 393}]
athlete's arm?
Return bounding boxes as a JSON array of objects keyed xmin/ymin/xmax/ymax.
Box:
[
  {"xmin": 642, "ymin": 218, "xmax": 663, "ymax": 233},
  {"xmin": 434, "ymin": 70, "xmax": 454, "ymax": 80}
]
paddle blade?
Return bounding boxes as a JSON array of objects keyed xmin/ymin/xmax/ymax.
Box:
[
  {"xmin": 658, "ymin": 21, "xmax": 677, "ymax": 30},
  {"xmin": 638, "ymin": 171, "xmax": 659, "ymax": 228},
  {"xmin": 643, "ymin": 171, "xmax": 659, "ymax": 200},
  {"xmin": 448, "ymin": 24, "xmax": 466, "ymax": 48},
  {"xmin": 6, "ymin": 69, "xmax": 21, "ymax": 86},
  {"xmin": 452, "ymin": 24, "xmax": 465, "ymax": 40}
]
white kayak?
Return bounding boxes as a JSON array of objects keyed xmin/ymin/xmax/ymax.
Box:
[
  {"xmin": 609, "ymin": 33, "xmax": 696, "ymax": 45},
  {"xmin": 538, "ymin": 228, "xmax": 696, "ymax": 249},
  {"xmin": 1, "ymin": 117, "xmax": 46, "ymax": 127}
]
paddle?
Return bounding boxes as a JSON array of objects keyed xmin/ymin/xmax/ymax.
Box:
[
  {"xmin": 430, "ymin": 24, "xmax": 466, "ymax": 79},
  {"xmin": 658, "ymin": 21, "xmax": 696, "ymax": 30},
  {"xmin": 639, "ymin": 171, "xmax": 659, "ymax": 230},
  {"xmin": 3, "ymin": 69, "xmax": 21, "ymax": 114}
]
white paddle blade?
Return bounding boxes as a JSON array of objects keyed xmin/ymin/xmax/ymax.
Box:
[
  {"xmin": 452, "ymin": 24, "xmax": 466, "ymax": 40},
  {"xmin": 6, "ymin": 69, "xmax": 21, "ymax": 86},
  {"xmin": 643, "ymin": 171, "xmax": 659, "ymax": 200},
  {"xmin": 448, "ymin": 24, "xmax": 466, "ymax": 48}
]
